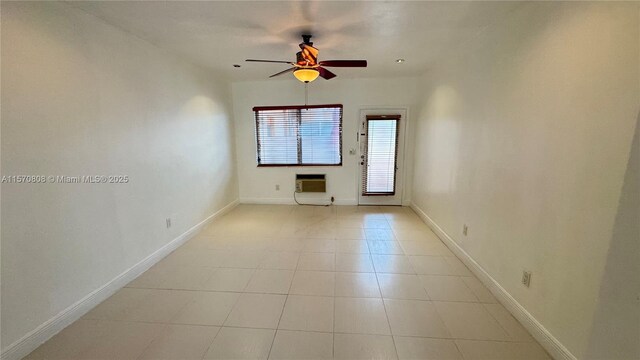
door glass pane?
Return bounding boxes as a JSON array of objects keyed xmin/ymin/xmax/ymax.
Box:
[{"xmin": 365, "ymin": 119, "xmax": 397, "ymax": 194}]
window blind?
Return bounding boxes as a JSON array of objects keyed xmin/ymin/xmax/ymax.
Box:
[
  {"xmin": 362, "ymin": 116, "xmax": 399, "ymax": 195},
  {"xmin": 254, "ymin": 104, "xmax": 343, "ymax": 166}
]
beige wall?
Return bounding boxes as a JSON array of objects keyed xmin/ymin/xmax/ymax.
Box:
[
  {"xmin": 411, "ymin": 2, "xmax": 639, "ymax": 358},
  {"xmin": 232, "ymin": 77, "xmax": 419, "ymax": 206},
  {"xmin": 1, "ymin": 1, "xmax": 238, "ymax": 350}
]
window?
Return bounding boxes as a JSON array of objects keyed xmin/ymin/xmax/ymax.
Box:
[{"xmin": 254, "ymin": 104, "xmax": 343, "ymax": 166}]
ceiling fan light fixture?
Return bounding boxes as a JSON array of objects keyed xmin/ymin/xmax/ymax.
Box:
[
  {"xmin": 249, "ymin": 35, "xmax": 366, "ymax": 81},
  {"xmin": 294, "ymin": 68, "xmax": 320, "ymax": 83}
]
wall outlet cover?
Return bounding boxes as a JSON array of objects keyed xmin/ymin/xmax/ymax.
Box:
[{"xmin": 522, "ymin": 270, "xmax": 532, "ymax": 287}]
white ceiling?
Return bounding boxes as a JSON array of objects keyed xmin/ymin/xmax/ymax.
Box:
[{"xmin": 69, "ymin": 1, "xmax": 522, "ymax": 82}]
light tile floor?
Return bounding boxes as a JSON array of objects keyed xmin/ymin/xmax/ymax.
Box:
[{"xmin": 26, "ymin": 205, "xmax": 550, "ymax": 360}]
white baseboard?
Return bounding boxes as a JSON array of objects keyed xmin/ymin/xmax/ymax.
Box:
[
  {"xmin": 332, "ymin": 199, "xmax": 358, "ymax": 205},
  {"xmin": 1, "ymin": 199, "xmax": 240, "ymax": 360},
  {"xmin": 409, "ymin": 202, "xmax": 577, "ymax": 360},
  {"xmin": 240, "ymin": 197, "xmax": 294, "ymax": 205},
  {"xmin": 240, "ymin": 197, "xmax": 358, "ymax": 206}
]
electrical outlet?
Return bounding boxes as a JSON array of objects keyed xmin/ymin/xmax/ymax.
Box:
[
  {"xmin": 522, "ymin": 270, "xmax": 532, "ymax": 287},
  {"xmin": 275, "ymin": 184, "xmax": 280, "ymax": 191},
  {"xmin": 166, "ymin": 218, "xmax": 172, "ymax": 229},
  {"xmin": 463, "ymin": 224, "xmax": 468, "ymax": 236}
]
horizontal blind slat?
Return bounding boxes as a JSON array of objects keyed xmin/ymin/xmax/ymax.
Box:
[
  {"xmin": 255, "ymin": 105, "xmax": 342, "ymax": 166},
  {"xmin": 364, "ymin": 119, "xmax": 398, "ymax": 194}
]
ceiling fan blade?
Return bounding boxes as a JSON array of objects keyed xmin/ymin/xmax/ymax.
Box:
[
  {"xmin": 319, "ymin": 60, "xmax": 367, "ymax": 67},
  {"xmin": 269, "ymin": 67, "xmax": 295, "ymax": 78},
  {"xmin": 318, "ymin": 67, "xmax": 337, "ymax": 80},
  {"xmin": 246, "ymin": 59, "xmax": 294, "ymax": 64}
]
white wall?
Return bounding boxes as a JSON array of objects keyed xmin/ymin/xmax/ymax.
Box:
[
  {"xmin": 232, "ymin": 77, "xmax": 419, "ymax": 205},
  {"xmin": 411, "ymin": 2, "xmax": 639, "ymax": 359},
  {"xmin": 1, "ymin": 1, "xmax": 238, "ymax": 352}
]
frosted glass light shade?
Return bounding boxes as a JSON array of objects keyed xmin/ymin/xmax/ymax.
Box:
[{"xmin": 294, "ymin": 68, "xmax": 320, "ymax": 83}]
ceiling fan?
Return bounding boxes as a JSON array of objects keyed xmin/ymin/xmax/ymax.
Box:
[{"xmin": 246, "ymin": 35, "xmax": 367, "ymax": 83}]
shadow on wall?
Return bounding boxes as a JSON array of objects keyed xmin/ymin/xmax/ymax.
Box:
[{"xmin": 585, "ymin": 111, "xmax": 640, "ymax": 359}]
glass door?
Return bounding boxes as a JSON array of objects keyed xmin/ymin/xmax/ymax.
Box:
[{"xmin": 358, "ymin": 110, "xmax": 405, "ymax": 206}]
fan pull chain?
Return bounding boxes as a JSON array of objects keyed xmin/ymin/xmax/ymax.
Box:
[{"xmin": 304, "ymin": 82, "xmax": 308, "ymax": 108}]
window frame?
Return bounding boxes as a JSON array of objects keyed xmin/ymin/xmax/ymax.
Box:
[{"xmin": 253, "ymin": 104, "xmax": 343, "ymax": 167}]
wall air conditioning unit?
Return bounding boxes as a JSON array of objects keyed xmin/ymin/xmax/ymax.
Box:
[{"xmin": 295, "ymin": 174, "xmax": 326, "ymax": 193}]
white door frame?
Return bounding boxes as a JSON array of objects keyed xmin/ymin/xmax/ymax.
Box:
[{"xmin": 357, "ymin": 107, "xmax": 408, "ymax": 206}]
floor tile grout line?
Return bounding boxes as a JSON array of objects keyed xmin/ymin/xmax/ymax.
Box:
[
  {"xmin": 198, "ymin": 280, "xmax": 247, "ymax": 359},
  {"xmin": 457, "ymin": 274, "xmax": 481, "ymax": 303},
  {"xmin": 332, "ymin": 248, "xmax": 337, "ymax": 358},
  {"xmin": 371, "ymin": 248, "xmax": 401, "ymax": 360},
  {"xmin": 195, "ymin": 326, "xmax": 223, "ymax": 360},
  {"xmin": 74, "ymin": 317, "xmax": 533, "ymax": 342},
  {"xmin": 132, "ymin": 322, "xmax": 172, "ymax": 360},
  {"xmin": 478, "ymin": 302, "xmax": 517, "ymax": 342},
  {"xmin": 120, "ymin": 282, "xmax": 494, "ymax": 303},
  {"xmin": 452, "ymin": 338, "xmax": 468, "ymax": 360},
  {"xmin": 265, "ymin": 246, "xmax": 300, "ymax": 360},
  {"xmin": 89, "ymin": 296, "xmax": 521, "ymax": 330}
]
